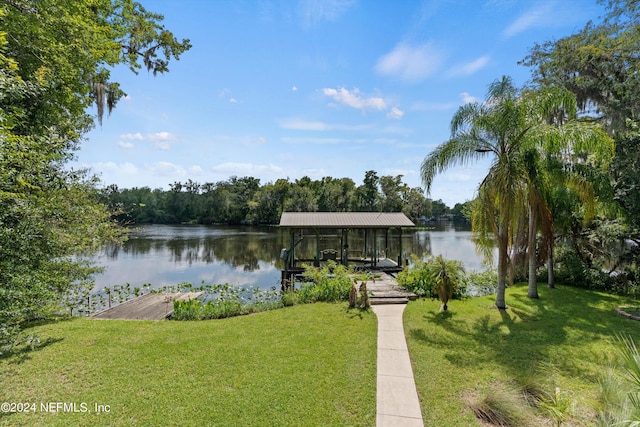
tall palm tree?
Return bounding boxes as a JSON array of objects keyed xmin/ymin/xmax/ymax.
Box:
[
  {"xmin": 421, "ymin": 76, "xmax": 611, "ymax": 308},
  {"xmin": 522, "ymin": 115, "xmax": 613, "ymax": 298},
  {"xmin": 522, "ymin": 148, "xmax": 552, "ymax": 298}
]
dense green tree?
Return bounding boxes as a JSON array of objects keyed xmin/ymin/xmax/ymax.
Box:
[
  {"xmin": 103, "ymin": 172, "xmax": 433, "ymax": 226},
  {"xmin": 402, "ymin": 187, "xmax": 429, "ymax": 223},
  {"xmin": 522, "ymin": 0, "xmax": 640, "ymax": 294},
  {"xmin": 285, "ymin": 184, "xmax": 318, "ymax": 213},
  {"xmin": 451, "ymin": 201, "xmax": 472, "ymax": 223},
  {"xmin": 430, "ymin": 199, "xmax": 450, "ymax": 217},
  {"xmin": 316, "ymin": 176, "xmax": 355, "ymax": 212},
  {"xmin": 0, "ymin": 0, "xmax": 190, "ymax": 352},
  {"xmin": 521, "ymin": 0, "xmax": 640, "ymax": 135},
  {"xmin": 612, "ymin": 135, "xmax": 640, "ymax": 230},
  {"xmin": 357, "ymin": 170, "xmax": 380, "ymax": 211},
  {"xmin": 379, "ymin": 175, "xmax": 405, "ymax": 212}
]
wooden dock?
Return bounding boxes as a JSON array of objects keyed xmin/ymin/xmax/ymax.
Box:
[
  {"xmin": 92, "ymin": 292, "xmax": 203, "ymax": 320},
  {"xmin": 361, "ymin": 272, "xmax": 417, "ymax": 305}
]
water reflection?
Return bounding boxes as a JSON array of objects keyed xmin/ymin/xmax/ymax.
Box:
[{"xmin": 93, "ymin": 223, "xmax": 493, "ymax": 291}]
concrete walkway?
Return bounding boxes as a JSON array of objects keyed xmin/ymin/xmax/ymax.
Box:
[{"xmin": 372, "ymin": 304, "xmax": 424, "ymax": 427}]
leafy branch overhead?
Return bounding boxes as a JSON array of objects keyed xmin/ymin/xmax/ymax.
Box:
[
  {"xmin": 115, "ymin": 1, "xmax": 192, "ymax": 75},
  {"xmin": 0, "ymin": 0, "xmax": 192, "ymax": 126},
  {"xmin": 0, "ymin": 0, "xmax": 190, "ymax": 353}
]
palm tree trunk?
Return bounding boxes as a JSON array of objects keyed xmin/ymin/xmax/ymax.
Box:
[
  {"xmin": 496, "ymin": 226, "xmax": 508, "ymax": 310},
  {"xmin": 548, "ymin": 236, "xmax": 555, "ymax": 289},
  {"xmin": 528, "ymin": 202, "xmax": 539, "ymax": 298}
]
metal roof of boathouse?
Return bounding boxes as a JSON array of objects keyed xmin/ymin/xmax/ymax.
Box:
[{"xmin": 279, "ymin": 212, "xmax": 415, "ymax": 228}]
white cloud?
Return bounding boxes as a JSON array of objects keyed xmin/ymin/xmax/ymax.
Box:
[
  {"xmin": 321, "ymin": 87, "xmax": 386, "ymax": 111},
  {"xmin": 387, "ymin": 107, "xmax": 404, "ymax": 119},
  {"xmin": 503, "ymin": 3, "xmax": 553, "ymax": 38},
  {"xmin": 447, "ymin": 56, "xmax": 490, "ymax": 77},
  {"xmin": 292, "ymin": 85, "xmax": 298, "ymax": 91},
  {"xmin": 189, "ymin": 165, "xmax": 204, "ymax": 175},
  {"xmin": 117, "ymin": 141, "xmax": 135, "ymax": 149},
  {"xmin": 375, "ymin": 42, "xmax": 445, "ymax": 83},
  {"xmin": 145, "ymin": 132, "xmax": 178, "ymax": 150},
  {"xmin": 229, "ymin": 98, "xmax": 238, "ymax": 104},
  {"xmin": 460, "ymin": 92, "xmax": 479, "ymax": 104},
  {"xmin": 147, "ymin": 131, "xmax": 176, "ymax": 141},
  {"xmin": 116, "ymin": 131, "xmax": 179, "ymax": 150},
  {"xmin": 120, "ymin": 132, "xmax": 144, "ymax": 141}
]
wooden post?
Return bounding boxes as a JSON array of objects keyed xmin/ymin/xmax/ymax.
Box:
[
  {"xmin": 343, "ymin": 229, "xmax": 349, "ymax": 267},
  {"xmin": 385, "ymin": 229, "xmax": 389, "ymax": 261},
  {"xmin": 289, "ymin": 229, "xmax": 295, "ymax": 269},
  {"xmin": 373, "ymin": 228, "xmax": 377, "ymax": 267},
  {"xmin": 364, "ymin": 229, "xmax": 368, "ymax": 263},
  {"xmin": 398, "ymin": 228, "xmax": 403, "ymax": 267}
]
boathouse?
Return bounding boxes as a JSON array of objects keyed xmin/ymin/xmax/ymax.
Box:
[{"xmin": 278, "ymin": 212, "xmax": 415, "ymax": 286}]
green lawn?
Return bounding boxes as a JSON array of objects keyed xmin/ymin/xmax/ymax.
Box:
[
  {"xmin": 405, "ymin": 283, "xmax": 640, "ymax": 426},
  {"xmin": 2, "ymin": 284, "xmax": 639, "ymax": 426},
  {"xmin": 0, "ymin": 303, "xmax": 377, "ymax": 427}
]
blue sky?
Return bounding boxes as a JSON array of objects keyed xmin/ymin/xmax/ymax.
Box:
[{"xmin": 76, "ymin": 0, "xmax": 606, "ymax": 207}]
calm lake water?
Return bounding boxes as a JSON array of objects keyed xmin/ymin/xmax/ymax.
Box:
[{"xmin": 91, "ymin": 223, "xmax": 492, "ymax": 291}]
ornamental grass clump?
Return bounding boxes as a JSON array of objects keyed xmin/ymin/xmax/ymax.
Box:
[{"xmin": 464, "ymin": 381, "xmax": 536, "ymax": 427}]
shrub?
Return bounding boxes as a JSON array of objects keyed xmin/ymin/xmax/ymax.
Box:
[
  {"xmin": 555, "ymin": 244, "xmax": 614, "ymax": 291},
  {"xmin": 428, "ymin": 255, "xmax": 465, "ymax": 311},
  {"xmin": 397, "ymin": 254, "xmax": 433, "ymax": 297},
  {"xmin": 467, "ymin": 269, "xmax": 498, "ymax": 296},
  {"xmin": 397, "ymin": 254, "xmax": 467, "ymax": 303},
  {"xmin": 297, "ymin": 262, "xmax": 354, "ymax": 304}
]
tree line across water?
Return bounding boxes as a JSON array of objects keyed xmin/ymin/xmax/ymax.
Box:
[{"xmin": 100, "ymin": 171, "xmax": 468, "ymax": 225}]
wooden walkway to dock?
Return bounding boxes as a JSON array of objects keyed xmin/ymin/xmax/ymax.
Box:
[
  {"xmin": 364, "ymin": 272, "xmax": 418, "ymax": 305},
  {"xmin": 92, "ymin": 292, "xmax": 203, "ymax": 320}
]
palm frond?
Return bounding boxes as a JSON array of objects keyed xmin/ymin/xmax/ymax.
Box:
[{"xmin": 420, "ymin": 137, "xmax": 487, "ymax": 193}]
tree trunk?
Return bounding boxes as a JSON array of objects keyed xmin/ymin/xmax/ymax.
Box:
[
  {"xmin": 527, "ymin": 202, "xmax": 539, "ymax": 298},
  {"xmin": 548, "ymin": 236, "xmax": 555, "ymax": 289},
  {"xmin": 496, "ymin": 226, "xmax": 508, "ymax": 310}
]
